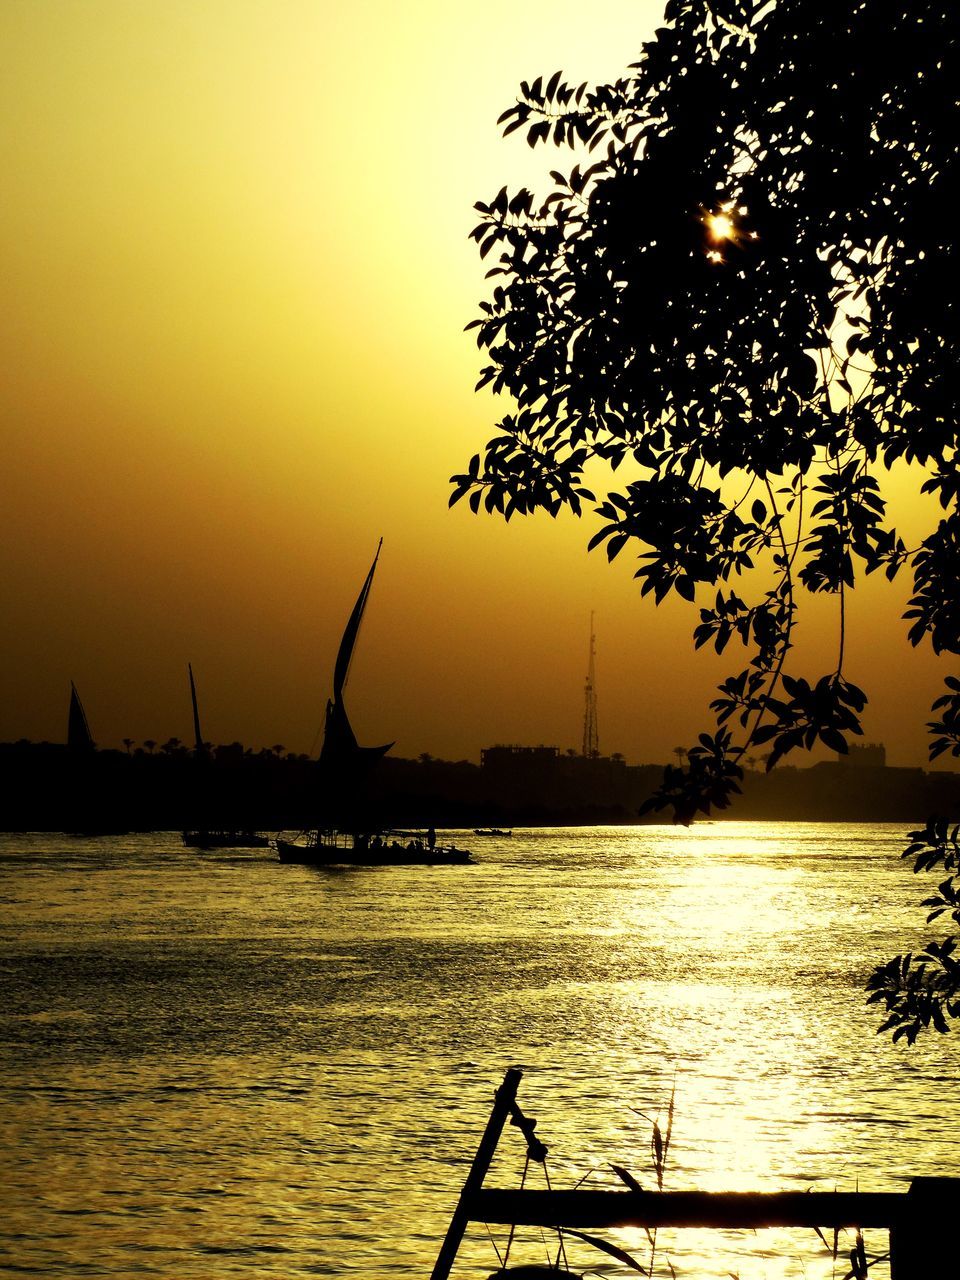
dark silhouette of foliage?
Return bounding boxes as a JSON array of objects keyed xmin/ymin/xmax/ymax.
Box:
[
  {"xmin": 454, "ymin": 0, "xmax": 960, "ymax": 1037},
  {"xmin": 866, "ymin": 818, "xmax": 960, "ymax": 1043}
]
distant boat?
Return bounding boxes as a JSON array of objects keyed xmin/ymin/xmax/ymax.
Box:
[
  {"xmin": 181, "ymin": 663, "xmax": 269, "ymax": 850},
  {"xmin": 64, "ymin": 683, "xmax": 129, "ymax": 834},
  {"xmin": 67, "ymin": 682, "xmax": 95, "ymax": 752},
  {"xmin": 182, "ymin": 829, "xmax": 270, "ymax": 849},
  {"xmin": 474, "ymin": 828, "xmax": 512, "ymax": 837},
  {"xmin": 68, "ymin": 827, "xmax": 130, "ymax": 838},
  {"xmin": 276, "ymin": 542, "xmax": 472, "ymax": 868}
]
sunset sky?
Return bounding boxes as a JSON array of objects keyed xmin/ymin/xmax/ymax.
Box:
[{"xmin": 0, "ymin": 0, "xmax": 953, "ymax": 767}]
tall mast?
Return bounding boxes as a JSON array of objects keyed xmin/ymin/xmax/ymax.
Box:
[
  {"xmin": 188, "ymin": 663, "xmax": 206, "ymax": 757},
  {"xmin": 581, "ymin": 614, "xmax": 599, "ymax": 758}
]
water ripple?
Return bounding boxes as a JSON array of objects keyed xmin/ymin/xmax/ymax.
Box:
[{"xmin": 2, "ymin": 824, "xmax": 958, "ymax": 1278}]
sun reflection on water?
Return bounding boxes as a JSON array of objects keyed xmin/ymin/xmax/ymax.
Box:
[{"xmin": 1, "ymin": 825, "xmax": 952, "ymax": 1279}]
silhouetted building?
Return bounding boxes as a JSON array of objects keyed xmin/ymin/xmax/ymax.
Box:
[
  {"xmin": 838, "ymin": 742, "xmax": 887, "ymax": 767},
  {"xmin": 480, "ymin": 743, "xmax": 662, "ymax": 819}
]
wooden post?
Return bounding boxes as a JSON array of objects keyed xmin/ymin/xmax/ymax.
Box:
[
  {"xmin": 468, "ymin": 1187, "xmax": 901, "ymax": 1231},
  {"xmin": 889, "ymin": 1177, "xmax": 960, "ymax": 1280},
  {"xmin": 430, "ymin": 1068, "xmax": 523, "ymax": 1280},
  {"xmin": 428, "ymin": 1072, "xmax": 957, "ymax": 1279}
]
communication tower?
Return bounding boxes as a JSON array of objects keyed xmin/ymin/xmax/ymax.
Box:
[{"xmin": 582, "ymin": 615, "xmax": 599, "ymax": 758}]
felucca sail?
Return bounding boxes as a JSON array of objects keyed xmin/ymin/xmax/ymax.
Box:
[
  {"xmin": 67, "ymin": 682, "xmax": 95, "ymax": 752},
  {"xmin": 188, "ymin": 663, "xmax": 207, "ymax": 758},
  {"xmin": 320, "ymin": 539, "xmax": 393, "ymax": 767}
]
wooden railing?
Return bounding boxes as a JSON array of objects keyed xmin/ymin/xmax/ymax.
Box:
[{"xmin": 431, "ymin": 1069, "xmax": 957, "ymax": 1280}]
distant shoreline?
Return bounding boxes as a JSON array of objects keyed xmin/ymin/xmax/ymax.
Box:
[{"xmin": 2, "ymin": 739, "xmax": 959, "ymax": 831}]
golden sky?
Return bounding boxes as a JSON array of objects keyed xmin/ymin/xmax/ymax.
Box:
[{"xmin": 0, "ymin": 0, "xmax": 953, "ymax": 767}]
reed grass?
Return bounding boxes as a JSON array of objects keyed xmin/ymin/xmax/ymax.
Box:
[{"xmin": 485, "ymin": 1079, "xmax": 891, "ymax": 1280}]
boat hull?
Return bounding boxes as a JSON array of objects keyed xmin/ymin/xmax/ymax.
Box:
[
  {"xmin": 275, "ymin": 838, "xmax": 472, "ymax": 866},
  {"xmin": 183, "ymin": 831, "xmax": 270, "ymax": 849}
]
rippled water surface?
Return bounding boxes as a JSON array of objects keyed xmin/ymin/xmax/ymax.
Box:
[{"xmin": 2, "ymin": 824, "xmax": 959, "ymax": 1279}]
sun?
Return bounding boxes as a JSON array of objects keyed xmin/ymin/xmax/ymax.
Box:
[
  {"xmin": 703, "ymin": 206, "xmax": 759, "ymax": 262},
  {"xmin": 706, "ymin": 211, "xmax": 736, "ymax": 241}
]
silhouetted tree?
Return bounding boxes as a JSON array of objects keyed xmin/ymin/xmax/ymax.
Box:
[
  {"xmin": 122, "ymin": 738, "xmax": 134, "ymax": 755},
  {"xmin": 455, "ymin": 0, "xmax": 960, "ymax": 1038},
  {"xmin": 142, "ymin": 739, "xmax": 157, "ymax": 755}
]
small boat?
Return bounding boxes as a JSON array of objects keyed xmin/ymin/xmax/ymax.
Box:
[
  {"xmin": 182, "ymin": 829, "xmax": 270, "ymax": 849},
  {"xmin": 67, "ymin": 829, "xmax": 131, "ymax": 838},
  {"xmin": 181, "ymin": 664, "xmax": 269, "ymax": 850},
  {"xmin": 474, "ymin": 828, "xmax": 512, "ymax": 837},
  {"xmin": 276, "ymin": 829, "xmax": 472, "ymax": 866}
]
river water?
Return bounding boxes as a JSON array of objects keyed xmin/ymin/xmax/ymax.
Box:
[{"xmin": 2, "ymin": 823, "xmax": 959, "ymax": 1279}]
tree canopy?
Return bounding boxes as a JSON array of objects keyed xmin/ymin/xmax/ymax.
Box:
[{"xmin": 454, "ymin": 0, "xmax": 960, "ymax": 1039}]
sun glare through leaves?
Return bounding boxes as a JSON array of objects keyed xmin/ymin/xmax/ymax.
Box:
[
  {"xmin": 706, "ymin": 211, "xmax": 736, "ymax": 241},
  {"xmin": 703, "ymin": 207, "xmax": 759, "ymax": 263}
]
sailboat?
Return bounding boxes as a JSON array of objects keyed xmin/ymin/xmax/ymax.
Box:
[
  {"xmin": 276, "ymin": 542, "xmax": 472, "ymax": 867},
  {"xmin": 64, "ymin": 682, "xmax": 129, "ymax": 835},
  {"xmin": 67, "ymin": 681, "xmax": 95, "ymax": 752},
  {"xmin": 181, "ymin": 663, "xmax": 270, "ymax": 849},
  {"xmin": 319, "ymin": 538, "xmax": 393, "ymax": 769}
]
